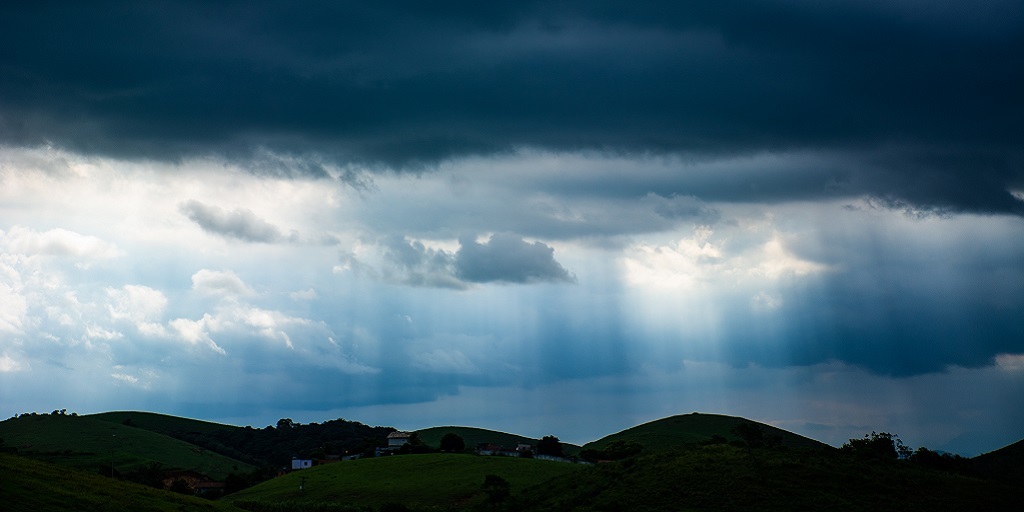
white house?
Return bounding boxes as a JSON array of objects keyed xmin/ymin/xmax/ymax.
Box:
[
  {"xmin": 387, "ymin": 431, "xmax": 413, "ymax": 448},
  {"xmin": 291, "ymin": 458, "xmax": 313, "ymax": 470}
]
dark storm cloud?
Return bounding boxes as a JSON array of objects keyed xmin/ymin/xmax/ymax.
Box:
[
  {"xmin": 456, "ymin": 233, "xmax": 576, "ymax": 284},
  {"xmin": 1, "ymin": 1, "xmax": 1022, "ymax": 213},
  {"xmin": 179, "ymin": 199, "xmax": 286, "ymax": 243}
]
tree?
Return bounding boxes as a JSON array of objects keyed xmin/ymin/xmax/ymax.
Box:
[
  {"xmin": 482, "ymin": 474, "xmax": 511, "ymax": 506},
  {"xmin": 603, "ymin": 440, "xmax": 643, "ymax": 460},
  {"xmin": 398, "ymin": 432, "xmax": 431, "ymax": 454},
  {"xmin": 440, "ymin": 432, "xmax": 466, "ymax": 453},
  {"xmin": 276, "ymin": 418, "xmax": 294, "ymax": 430},
  {"xmin": 537, "ymin": 435, "xmax": 564, "ymax": 457},
  {"xmin": 841, "ymin": 431, "xmax": 911, "ymax": 460}
]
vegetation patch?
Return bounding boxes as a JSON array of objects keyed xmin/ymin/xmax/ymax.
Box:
[
  {"xmin": 0, "ymin": 412, "xmax": 253, "ymax": 479},
  {"xmin": 0, "ymin": 452, "xmax": 245, "ymax": 512},
  {"xmin": 226, "ymin": 453, "xmax": 583, "ymax": 509}
]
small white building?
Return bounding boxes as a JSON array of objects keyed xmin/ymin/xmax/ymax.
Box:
[
  {"xmin": 291, "ymin": 458, "xmax": 313, "ymax": 470},
  {"xmin": 387, "ymin": 431, "xmax": 413, "ymax": 448}
]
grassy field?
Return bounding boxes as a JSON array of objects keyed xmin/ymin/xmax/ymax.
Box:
[
  {"xmin": 0, "ymin": 413, "xmax": 254, "ymax": 479},
  {"xmin": 226, "ymin": 453, "xmax": 584, "ymax": 509},
  {"xmin": 415, "ymin": 426, "xmax": 580, "ymax": 455},
  {"xmin": 0, "ymin": 452, "xmax": 246, "ymax": 512},
  {"xmin": 582, "ymin": 412, "xmax": 830, "ymax": 452}
]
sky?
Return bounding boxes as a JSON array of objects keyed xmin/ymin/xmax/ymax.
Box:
[{"xmin": 1, "ymin": 1, "xmax": 1023, "ymax": 456}]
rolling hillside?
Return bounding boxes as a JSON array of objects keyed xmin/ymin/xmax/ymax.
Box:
[
  {"xmin": 0, "ymin": 413, "xmax": 254, "ymax": 479},
  {"xmin": 415, "ymin": 426, "xmax": 581, "ymax": 455},
  {"xmin": 583, "ymin": 412, "xmax": 830, "ymax": 452},
  {"xmin": 227, "ymin": 452, "xmax": 584, "ymax": 509},
  {"xmin": 973, "ymin": 438, "xmax": 1024, "ymax": 481},
  {"xmin": 0, "ymin": 452, "xmax": 245, "ymax": 512},
  {"xmin": 514, "ymin": 443, "xmax": 1024, "ymax": 512},
  {"xmin": 90, "ymin": 411, "xmax": 241, "ymax": 436}
]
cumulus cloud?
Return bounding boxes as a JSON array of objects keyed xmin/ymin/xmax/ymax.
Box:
[
  {"xmin": 169, "ymin": 315, "xmax": 227, "ymax": 355},
  {"xmin": 379, "ymin": 236, "xmax": 464, "ymax": 289},
  {"xmin": 455, "ymin": 233, "xmax": 575, "ymax": 284},
  {"xmin": 375, "ymin": 233, "xmax": 575, "ymax": 288},
  {"xmin": 106, "ymin": 285, "xmax": 167, "ymax": 324},
  {"xmin": 191, "ymin": 269, "xmax": 255, "ymax": 297},
  {"xmin": 179, "ymin": 200, "xmax": 286, "ymax": 243}
]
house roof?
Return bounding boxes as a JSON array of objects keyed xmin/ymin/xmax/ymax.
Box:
[{"xmin": 387, "ymin": 431, "xmax": 412, "ymax": 439}]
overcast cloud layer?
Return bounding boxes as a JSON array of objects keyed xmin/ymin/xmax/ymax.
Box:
[{"xmin": 2, "ymin": 2, "xmax": 1023, "ymax": 454}]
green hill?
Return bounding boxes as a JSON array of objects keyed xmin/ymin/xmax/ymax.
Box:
[
  {"xmin": 227, "ymin": 452, "xmax": 584, "ymax": 510},
  {"xmin": 415, "ymin": 426, "xmax": 581, "ymax": 455},
  {"xmin": 515, "ymin": 443, "xmax": 1024, "ymax": 512},
  {"xmin": 0, "ymin": 413, "xmax": 254, "ymax": 479},
  {"xmin": 0, "ymin": 452, "xmax": 245, "ymax": 512},
  {"xmin": 90, "ymin": 411, "xmax": 240, "ymax": 436},
  {"xmin": 583, "ymin": 412, "xmax": 830, "ymax": 452}
]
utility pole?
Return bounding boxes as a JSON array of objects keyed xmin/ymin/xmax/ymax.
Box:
[{"xmin": 299, "ymin": 475, "xmax": 307, "ymax": 492}]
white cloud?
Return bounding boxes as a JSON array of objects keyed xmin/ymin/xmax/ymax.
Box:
[
  {"xmin": 623, "ymin": 224, "xmax": 828, "ymax": 290},
  {"xmin": 110, "ymin": 372, "xmax": 139, "ymax": 384},
  {"xmin": 236, "ymin": 306, "xmax": 314, "ymax": 349},
  {"xmin": 0, "ymin": 353, "xmax": 28, "ymax": 372},
  {"xmin": 753, "ymin": 236, "xmax": 829, "ymax": 278},
  {"xmin": 289, "ymin": 288, "xmax": 318, "ymax": 301},
  {"xmin": 84, "ymin": 324, "xmax": 122, "ymax": 341},
  {"xmin": 0, "ymin": 226, "xmax": 121, "ymax": 262},
  {"xmin": 191, "ymin": 269, "xmax": 255, "ymax": 297},
  {"xmin": 752, "ymin": 291, "xmax": 783, "ymax": 311},
  {"xmin": 107, "ymin": 285, "xmax": 167, "ymax": 324},
  {"xmin": 623, "ymin": 226, "xmax": 725, "ymax": 290},
  {"xmin": 0, "ymin": 263, "xmax": 27, "ymax": 333},
  {"xmin": 169, "ymin": 315, "xmax": 227, "ymax": 355}
]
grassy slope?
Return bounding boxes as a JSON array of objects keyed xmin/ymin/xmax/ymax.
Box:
[
  {"xmin": 0, "ymin": 414, "xmax": 254, "ymax": 479},
  {"xmin": 0, "ymin": 453, "xmax": 245, "ymax": 512},
  {"xmin": 227, "ymin": 453, "xmax": 583, "ymax": 509},
  {"xmin": 415, "ymin": 426, "xmax": 581, "ymax": 455},
  {"xmin": 973, "ymin": 438, "xmax": 1024, "ymax": 481},
  {"xmin": 90, "ymin": 411, "xmax": 240, "ymax": 436},
  {"xmin": 515, "ymin": 444, "xmax": 1024, "ymax": 512},
  {"xmin": 583, "ymin": 412, "xmax": 830, "ymax": 452}
]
